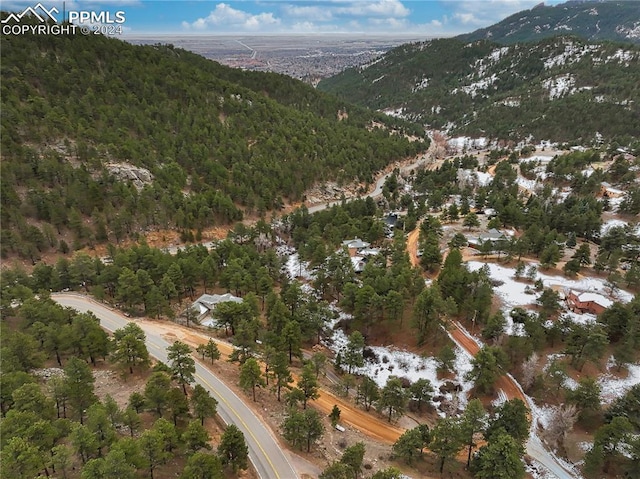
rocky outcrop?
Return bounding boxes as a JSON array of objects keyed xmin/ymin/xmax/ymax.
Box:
[{"xmin": 106, "ymin": 162, "xmax": 153, "ymax": 190}]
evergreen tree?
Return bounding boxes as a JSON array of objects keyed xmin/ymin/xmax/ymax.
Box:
[
  {"xmin": 138, "ymin": 428, "xmax": 170, "ymax": 479},
  {"xmin": 486, "ymin": 399, "xmax": 530, "ymax": 448},
  {"xmin": 466, "ymin": 346, "xmax": 508, "ymax": 394},
  {"xmin": 357, "ymin": 376, "xmax": 380, "ymax": 412},
  {"xmin": 472, "ymin": 432, "xmax": 525, "ymax": 479},
  {"xmin": 392, "ymin": 426, "xmax": 429, "ymax": 465},
  {"xmin": 271, "ymin": 351, "xmax": 293, "ymax": 402},
  {"xmin": 297, "ymin": 362, "xmax": 320, "ymax": 409},
  {"xmin": 191, "ymin": 384, "xmax": 218, "ymax": 426},
  {"xmin": 64, "ymin": 357, "xmax": 98, "ymax": 424},
  {"xmin": 343, "ymin": 331, "xmax": 365, "ymax": 374},
  {"xmin": 181, "ymin": 452, "xmax": 224, "ymax": 479},
  {"xmin": 167, "ymin": 341, "xmax": 196, "ymax": 395},
  {"xmin": 429, "ymin": 417, "xmax": 464, "ymax": 475},
  {"xmin": 376, "ymin": 377, "xmax": 408, "ymax": 423},
  {"xmin": 182, "ymin": 420, "xmax": 212, "ymax": 455},
  {"xmin": 218, "ymin": 424, "xmax": 249, "ymax": 472},
  {"xmin": 111, "ymin": 323, "xmax": 150, "ymax": 374},
  {"xmin": 239, "ymin": 357, "xmax": 265, "ymax": 402},
  {"xmin": 460, "ymin": 398, "xmax": 487, "ymax": 467},
  {"xmin": 144, "ymin": 372, "xmax": 171, "ymax": 417}
]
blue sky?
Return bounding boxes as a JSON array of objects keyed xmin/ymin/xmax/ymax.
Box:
[{"xmin": 3, "ymin": 0, "xmax": 566, "ymax": 36}]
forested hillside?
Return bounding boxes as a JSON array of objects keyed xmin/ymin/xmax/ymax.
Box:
[
  {"xmin": 0, "ymin": 28, "xmax": 426, "ymax": 262},
  {"xmin": 318, "ymin": 36, "xmax": 640, "ymax": 143},
  {"xmin": 457, "ymin": 1, "xmax": 640, "ymax": 45}
]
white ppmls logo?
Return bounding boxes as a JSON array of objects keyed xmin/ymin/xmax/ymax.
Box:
[
  {"xmin": 1, "ymin": 3, "xmax": 59, "ymax": 23},
  {"xmin": 2, "ymin": 3, "xmax": 125, "ymax": 36}
]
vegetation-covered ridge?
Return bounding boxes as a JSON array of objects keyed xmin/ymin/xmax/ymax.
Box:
[
  {"xmin": 456, "ymin": 1, "xmax": 640, "ymax": 45},
  {"xmin": 318, "ymin": 35, "xmax": 640, "ymax": 142},
  {"xmin": 0, "ymin": 27, "xmax": 427, "ymax": 261}
]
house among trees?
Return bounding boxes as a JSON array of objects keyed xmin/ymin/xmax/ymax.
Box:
[
  {"xmin": 342, "ymin": 238, "xmax": 370, "ymax": 257},
  {"xmin": 190, "ymin": 293, "xmax": 243, "ymax": 322},
  {"xmin": 467, "ymin": 228, "xmax": 510, "ymax": 249},
  {"xmin": 384, "ymin": 212, "xmax": 399, "ymax": 230},
  {"xmin": 600, "ymin": 182, "xmax": 624, "ymax": 198},
  {"xmin": 566, "ymin": 290, "xmax": 612, "ymax": 315}
]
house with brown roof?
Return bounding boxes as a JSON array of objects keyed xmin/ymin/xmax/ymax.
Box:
[{"xmin": 566, "ymin": 290, "xmax": 612, "ymax": 315}]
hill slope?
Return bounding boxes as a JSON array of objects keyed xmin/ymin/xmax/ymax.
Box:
[
  {"xmin": 456, "ymin": 1, "xmax": 640, "ymax": 45},
  {"xmin": 318, "ymin": 36, "xmax": 640, "ymax": 142},
  {"xmin": 0, "ymin": 29, "xmax": 426, "ymax": 261}
]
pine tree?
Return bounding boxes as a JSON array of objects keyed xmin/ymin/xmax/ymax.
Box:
[
  {"xmin": 167, "ymin": 341, "xmax": 195, "ymax": 395},
  {"xmin": 297, "ymin": 362, "xmax": 320, "ymax": 409},
  {"xmin": 218, "ymin": 424, "xmax": 249, "ymax": 472},
  {"xmin": 239, "ymin": 357, "xmax": 265, "ymax": 402}
]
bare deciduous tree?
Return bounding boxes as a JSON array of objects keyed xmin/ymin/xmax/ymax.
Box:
[
  {"xmin": 521, "ymin": 352, "xmax": 539, "ymax": 391},
  {"xmin": 542, "ymin": 404, "xmax": 577, "ymax": 451}
]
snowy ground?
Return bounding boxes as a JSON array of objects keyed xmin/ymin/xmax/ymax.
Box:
[
  {"xmin": 467, "ymin": 260, "xmax": 635, "ymax": 315},
  {"xmin": 280, "ymin": 246, "xmax": 316, "ymax": 282},
  {"xmin": 600, "ymin": 218, "xmax": 640, "ymax": 236},
  {"xmin": 599, "ymin": 356, "xmax": 640, "ymax": 404},
  {"xmin": 324, "ymin": 307, "xmax": 474, "ymax": 414}
]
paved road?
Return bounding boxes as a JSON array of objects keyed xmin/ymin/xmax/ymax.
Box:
[{"xmin": 51, "ymin": 293, "xmax": 297, "ymax": 479}]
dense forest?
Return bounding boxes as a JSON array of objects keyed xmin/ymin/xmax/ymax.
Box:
[
  {"xmin": 318, "ymin": 36, "xmax": 640, "ymax": 143},
  {"xmin": 0, "ymin": 25, "xmax": 427, "ymax": 261}
]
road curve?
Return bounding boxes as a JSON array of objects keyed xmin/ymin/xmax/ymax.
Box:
[
  {"xmin": 447, "ymin": 321, "xmax": 577, "ymax": 479},
  {"xmin": 51, "ymin": 293, "xmax": 298, "ymax": 479}
]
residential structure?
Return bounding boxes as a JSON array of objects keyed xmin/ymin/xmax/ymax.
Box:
[
  {"xmin": 342, "ymin": 238, "xmax": 370, "ymax": 257},
  {"xmin": 190, "ymin": 293, "xmax": 243, "ymax": 322},
  {"xmin": 600, "ymin": 182, "xmax": 624, "ymax": 198},
  {"xmin": 566, "ymin": 290, "xmax": 612, "ymax": 315},
  {"xmin": 467, "ymin": 228, "xmax": 510, "ymax": 249}
]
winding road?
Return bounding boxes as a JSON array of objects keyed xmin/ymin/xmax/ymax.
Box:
[
  {"xmin": 51, "ymin": 293, "xmax": 298, "ymax": 479},
  {"xmin": 406, "ymin": 226, "xmax": 578, "ymax": 478}
]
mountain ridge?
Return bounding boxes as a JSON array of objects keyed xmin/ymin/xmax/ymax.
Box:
[
  {"xmin": 455, "ymin": 0, "xmax": 640, "ymax": 45},
  {"xmin": 317, "ymin": 35, "xmax": 640, "ymax": 143},
  {"xmin": 0, "ymin": 28, "xmax": 426, "ymax": 261}
]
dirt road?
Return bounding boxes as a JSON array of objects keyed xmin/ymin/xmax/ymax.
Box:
[{"xmin": 406, "ymin": 225, "xmax": 421, "ymax": 268}]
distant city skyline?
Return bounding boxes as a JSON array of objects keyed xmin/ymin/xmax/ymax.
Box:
[{"xmin": 2, "ymin": 0, "xmax": 566, "ymax": 36}]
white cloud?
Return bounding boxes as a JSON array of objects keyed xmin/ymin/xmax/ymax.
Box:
[
  {"xmin": 182, "ymin": 3, "xmax": 280, "ymax": 32},
  {"xmin": 281, "ymin": 4, "xmax": 333, "ymax": 22},
  {"xmin": 453, "ymin": 12, "xmax": 482, "ymax": 26},
  {"xmin": 334, "ymin": 0, "xmax": 410, "ymax": 18}
]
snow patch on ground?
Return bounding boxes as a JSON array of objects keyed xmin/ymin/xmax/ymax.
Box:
[
  {"xmin": 468, "ymin": 261, "xmax": 634, "ymax": 311},
  {"xmin": 543, "ymin": 41, "xmax": 597, "ymax": 69},
  {"xmin": 599, "ymin": 358, "xmax": 640, "ymax": 404},
  {"xmin": 475, "ymin": 171, "xmax": 493, "ymax": 187},
  {"xmin": 382, "ymin": 107, "xmax": 406, "ymax": 119},
  {"xmin": 517, "ymin": 176, "xmax": 538, "ymax": 192},
  {"xmin": 543, "ymin": 74, "xmax": 576, "ymax": 100},
  {"xmin": 454, "ymin": 74, "xmax": 498, "ymax": 98},
  {"xmin": 447, "ymin": 136, "xmax": 489, "ymax": 151},
  {"xmin": 279, "ymin": 246, "xmax": 315, "ymax": 281},
  {"xmin": 500, "ymin": 97, "xmax": 521, "ymax": 107},
  {"xmin": 526, "ymin": 461, "xmax": 559, "ymax": 479},
  {"xmin": 562, "ymin": 310, "xmax": 597, "ymax": 326},
  {"xmin": 324, "ymin": 306, "xmax": 474, "ymax": 409},
  {"xmin": 606, "ymin": 49, "xmax": 637, "ymax": 66},
  {"xmin": 413, "ymin": 77, "xmax": 429, "ymax": 92}
]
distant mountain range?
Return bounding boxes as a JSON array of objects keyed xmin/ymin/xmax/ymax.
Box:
[
  {"xmin": 318, "ymin": 35, "xmax": 640, "ymax": 142},
  {"xmin": 456, "ymin": 0, "xmax": 640, "ymax": 45}
]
